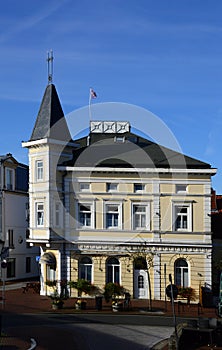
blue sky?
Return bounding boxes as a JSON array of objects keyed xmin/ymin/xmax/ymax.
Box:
[{"xmin": 1, "ymin": 0, "xmax": 222, "ymax": 192}]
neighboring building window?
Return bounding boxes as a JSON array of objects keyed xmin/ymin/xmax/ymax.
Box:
[
  {"xmin": 134, "ymin": 183, "xmax": 145, "ymax": 193},
  {"xmin": 79, "ymin": 257, "xmax": 92, "ymax": 282},
  {"xmin": 0, "ymin": 200, "xmax": 2, "ymax": 233},
  {"xmin": 175, "ymin": 259, "xmax": 189, "ymax": 287},
  {"xmin": 79, "ymin": 183, "xmax": 90, "ymax": 192},
  {"xmin": 8, "ymin": 229, "xmax": 14, "ymax": 249},
  {"xmin": 79, "ymin": 204, "xmax": 92, "ymax": 228},
  {"xmin": 25, "ymin": 202, "xmax": 29, "ymax": 222},
  {"xmin": 133, "ymin": 204, "xmax": 150, "ymax": 230},
  {"xmin": 55, "ymin": 202, "xmax": 61, "ymax": 227},
  {"xmin": 173, "ymin": 203, "xmax": 192, "ymax": 231},
  {"xmin": 107, "ymin": 183, "xmax": 118, "ymax": 192},
  {"xmin": 36, "ymin": 160, "xmax": 43, "ymax": 181},
  {"xmin": 7, "ymin": 258, "xmax": 16, "ymax": 278},
  {"xmin": 176, "ymin": 184, "xmax": 187, "ymax": 193},
  {"xmin": 6, "ymin": 168, "xmax": 14, "ymax": 190},
  {"xmin": 105, "ymin": 203, "xmax": 121, "ymax": 229},
  {"xmin": 26, "ymin": 257, "xmax": 31, "ymax": 273},
  {"xmin": 36, "ymin": 203, "xmax": 44, "ymax": 226},
  {"xmin": 106, "ymin": 257, "xmax": 120, "ymax": 283}
]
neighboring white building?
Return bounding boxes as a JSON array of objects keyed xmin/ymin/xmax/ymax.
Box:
[{"xmin": 0, "ymin": 154, "xmax": 39, "ymax": 281}]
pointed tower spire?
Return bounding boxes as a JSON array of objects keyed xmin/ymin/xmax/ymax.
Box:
[{"xmin": 30, "ymin": 84, "xmax": 71, "ymax": 142}]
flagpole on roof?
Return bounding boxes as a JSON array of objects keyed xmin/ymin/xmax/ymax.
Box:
[{"xmin": 89, "ymin": 87, "xmax": 97, "ymax": 121}]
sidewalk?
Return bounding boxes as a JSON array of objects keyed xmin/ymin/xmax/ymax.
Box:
[{"xmin": 0, "ymin": 285, "xmax": 220, "ymax": 349}]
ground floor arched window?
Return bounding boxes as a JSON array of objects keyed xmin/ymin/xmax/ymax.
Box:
[
  {"xmin": 106, "ymin": 257, "xmax": 120, "ymax": 283},
  {"xmin": 79, "ymin": 256, "xmax": 92, "ymax": 282},
  {"xmin": 175, "ymin": 258, "xmax": 189, "ymax": 287}
]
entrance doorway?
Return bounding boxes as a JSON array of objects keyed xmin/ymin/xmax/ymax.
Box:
[{"xmin": 134, "ymin": 269, "xmax": 148, "ymax": 299}]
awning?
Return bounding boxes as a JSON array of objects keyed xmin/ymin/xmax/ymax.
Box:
[{"xmin": 39, "ymin": 252, "xmax": 56, "ymax": 268}]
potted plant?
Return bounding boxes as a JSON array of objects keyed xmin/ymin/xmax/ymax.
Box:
[
  {"xmin": 75, "ymin": 298, "xmax": 87, "ymax": 310},
  {"xmin": 46, "ymin": 280, "xmax": 66, "ymax": 310},
  {"xmin": 68, "ymin": 279, "xmax": 93, "ymax": 310},
  {"xmin": 103, "ymin": 282, "xmax": 125, "ymax": 311}
]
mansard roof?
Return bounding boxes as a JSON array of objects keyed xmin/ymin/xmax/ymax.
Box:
[
  {"xmin": 64, "ymin": 127, "xmax": 212, "ymax": 170},
  {"xmin": 30, "ymin": 84, "xmax": 71, "ymax": 142}
]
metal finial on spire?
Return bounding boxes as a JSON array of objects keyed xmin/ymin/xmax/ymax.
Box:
[{"xmin": 47, "ymin": 50, "xmax": 54, "ymax": 84}]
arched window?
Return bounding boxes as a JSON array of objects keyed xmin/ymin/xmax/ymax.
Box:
[
  {"xmin": 106, "ymin": 257, "xmax": 120, "ymax": 283},
  {"xmin": 175, "ymin": 259, "xmax": 189, "ymax": 287},
  {"xmin": 79, "ymin": 257, "xmax": 92, "ymax": 282}
]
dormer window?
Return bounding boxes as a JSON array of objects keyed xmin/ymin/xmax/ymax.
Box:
[
  {"xmin": 6, "ymin": 168, "xmax": 14, "ymax": 190},
  {"xmin": 114, "ymin": 136, "xmax": 125, "ymax": 143}
]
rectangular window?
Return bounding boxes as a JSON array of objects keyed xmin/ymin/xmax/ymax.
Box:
[
  {"xmin": 79, "ymin": 204, "xmax": 92, "ymax": 227},
  {"xmin": 105, "ymin": 204, "xmax": 120, "ymax": 228},
  {"xmin": 176, "ymin": 207, "xmax": 188, "ymax": 229},
  {"xmin": 176, "ymin": 184, "xmax": 187, "ymax": 193},
  {"xmin": 134, "ymin": 184, "xmax": 145, "ymax": 193},
  {"xmin": 7, "ymin": 258, "xmax": 16, "ymax": 278},
  {"xmin": 8, "ymin": 229, "xmax": 14, "ymax": 249},
  {"xmin": 133, "ymin": 204, "xmax": 150, "ymax": 230},
  {"xmin": 173, "ymin": 204, "xmax": 192, "ymax": 231},
  {"xmin": 36, "ymin": 160, "xmax": 43, "ymax": 181},
  {"xmin": 26, "ymin": 257, "xmax": 31, "ymax": 273},
  {"xmin": 6, "ymin": 168, "xmax": 13, "ymax": 190},
  {"xmin": 36, "ymin": 203, "xmax": 44, "ymax": 226},
  {"xmin": 79, "ymin": 183, "xmax": 90, "ymax": 192},
  {"xmin": 107, "ymin": 183, "xmax": 118, "ymax": 192}
]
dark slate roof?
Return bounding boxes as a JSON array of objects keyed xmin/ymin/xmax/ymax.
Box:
[
  {"xmin": 63, "ymin": 131, "xmax": 212, "ymax": 169},
  {"xmin": 30, "ymin": 84, "xmax": 71, "ymax": 142}
]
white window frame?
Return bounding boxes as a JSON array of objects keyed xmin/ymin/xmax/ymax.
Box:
[
  {"xmin": 107, "ymin": 183, "xmax": 118, "ymax": 192},
  {"xmin": 173, "ymin": 202, "xmax": 192, "ymax": 232},
  {"xmin": 79, "ymin": 182, "xmax": 90, "ymax": 192},
  {"xmin": 175, "ymin": 259, "xmax": 189, "ymax": 287},
  {"xmin": 104, "ymin": 202, "xmax": 122, "ymax": 229},
  {"xmin": 78, "ymin": 201, "xmax": 95, "ymax": 229},
  {"xmin": 132, "ymin": 202, "xmax": 150, "ymax": 230},
  {"xmin": 5, "ymin": 167, "xmax": 14, "ymax": 190},
  {"xmin": 36, "ymin": 202, "xmax": 44, "ymax": 227},
  {"xmin": 79, "ymin": 257, "xmax": 93, "ymax": 282},
  {"xmin": 36, "ymin": 160, "xmax": 44, "ymax": 181}
]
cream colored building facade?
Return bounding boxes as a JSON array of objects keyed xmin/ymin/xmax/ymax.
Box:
[{"xmin": 23, "ymin": 83, "xmax": 216, "ymax": 300}]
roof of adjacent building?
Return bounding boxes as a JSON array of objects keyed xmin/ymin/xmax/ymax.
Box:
[{"xmin": 30, "ymin": 84, "xmax": 71, "ymax": 142}]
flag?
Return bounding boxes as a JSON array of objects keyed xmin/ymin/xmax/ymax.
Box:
[{"xmin": 90, "ymin": 88, "xmax": 97, "ymax": 99}]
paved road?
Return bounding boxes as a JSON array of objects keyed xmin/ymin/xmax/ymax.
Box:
[{"xmin": 2, "ymin": 312, "xmax": 174, "ymax": 349}]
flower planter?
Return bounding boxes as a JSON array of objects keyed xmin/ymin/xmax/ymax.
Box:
[
  {"xmin": 52, "ymin": 302, "xmax": 63, "ymax": 310},
  {"xmin": 112, "ymin": 303, "xmax": 123, "ymax": 312},
  {"xmin": 75, "ymin": 301, "xmax": 86, "ymax": 310}
]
